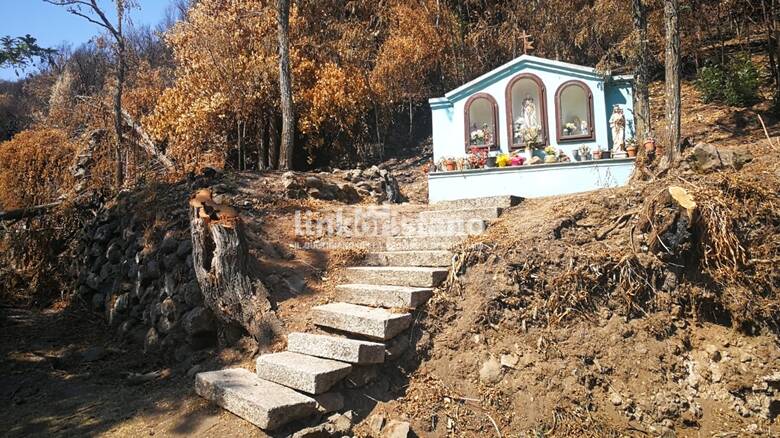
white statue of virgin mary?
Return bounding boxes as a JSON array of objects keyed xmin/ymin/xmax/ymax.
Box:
[{"xmin": 522, "ymin": 95, "xmax": 539, "ymax": 129}]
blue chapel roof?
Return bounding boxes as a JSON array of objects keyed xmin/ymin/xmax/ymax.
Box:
[{"xmin": 430, "ymin": 55, "xmax": 633, "ymax": 106}]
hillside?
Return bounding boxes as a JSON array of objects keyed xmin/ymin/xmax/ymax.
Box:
[
  {"xmin": 1, "ymin": 0, "xmax": 780, "ymax": 436},
  {"xmin": 0, "ymin": 79, "xmax": 777, "ymax": 437}
]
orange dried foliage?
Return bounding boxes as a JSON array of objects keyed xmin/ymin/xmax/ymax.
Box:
[{"xmin": 0, "ymin": 128, "xmax": 77, "ymax": 210}]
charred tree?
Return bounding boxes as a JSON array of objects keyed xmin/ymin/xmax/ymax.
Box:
[
  {"xmin": 277, "ymin": 0, "xmax": 295, "ymax": 170},
  {"xmin": 632, "ymin": 0, "xmax": 652, "ymax": 142},
  {"xmin": 269, "ymin": 114, "xmax": 280, "ymax": 170},
  {"xmin": 188, "ymin": 190, "xmax": 280, "ymax": 345},
  {"xmin": 664, "ymin": 0, "xmax": 681, "ymax": 162}
]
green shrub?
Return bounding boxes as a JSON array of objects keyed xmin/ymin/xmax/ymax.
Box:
[{"xmin": 695, "ymin": 54, "xmax": 761, "ymax": 107}]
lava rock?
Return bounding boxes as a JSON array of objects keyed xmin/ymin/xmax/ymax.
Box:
[
  {"xmin": 182, "ymin": 306, "xmax": 216, "ymax": 336},
  {"xmin": 160, "ymin": 235, "xmax": 180, "ymax": 254},
  {"xmin": 91, "ymin": 293, "xmax": 105, "ymax": 311},
  {"xmin": 144, "ymin": 327, "xmax": 160, "ymax": 353},
  {"xmin": 106, "ymin": 242, "xmax": 123, "ymax": 263},
  {"xmin": 175, "ymin": 239, "xmax": 192, "ymax": 258},
  {"xmin": 182, "ymin": 280, "xmax": 204, "ymax": 307}
]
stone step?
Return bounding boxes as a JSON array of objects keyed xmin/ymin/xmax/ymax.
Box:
[
  {"xmin": 385, "ymin": 235, "xmax": 468, "ymax": 251},
  {"xmin": 394, "ymin": 219, "xmax": 488, "ymax": 237},
  {"xmin": 429, "ymin": 195, "xmax": 523, "ymax": 210},
  {"xmin": 255, "ymin": 351, "xmax": 352, "ymax": 395},
  {"xmin": 416, "ymin": 206, "xmax": 503, "ymax": 222},
  {"xmin": 287, "ymin": 332, "xmax": 385, "ymax": 364},
  {"xmin": 364, "ymin": 250, "xmax": 452, "ymax": 267},
  {"xmin": 336, "ymin": 284, "xmax": 433, "ymax": 308},
  {"xmin": 312, "ymin": 302, "xmax": 412, "ymax": 340},
  {"xmin": 344, "ymin": 266, "xmax": 448, "ymax": 287},
  {"xmin": 195, "ymin": 368, "xmax": 316, "ymax": 430}
]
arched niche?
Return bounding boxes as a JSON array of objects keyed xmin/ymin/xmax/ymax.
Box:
[
  {"xmin": 555, "ymin": 80, "xmax": 595, "ymax": 142},
  {"xmin": 464, "ymin": 93, "xmax": 499, "ymax": 152},
  {"xmin": 505, "ymin": 73, "xmax": 548, "ymax": 149}
]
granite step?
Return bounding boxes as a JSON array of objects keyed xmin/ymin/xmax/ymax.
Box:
[
  {"xmin": 195, "ymin": 368, "xmax": 316, "ymax": 430},
  {"xmin": 312, "ymin": 302, "xmax": 412, "ymax": 340},
  {"xmin": 255, "ymin": 351, "xmax": 352, "ymax": 395},
  {"xmin": 429, "ymin": 195, "xmax": 523, "ymax": 210},
  {"xmin": 287, "ymin": 332, "xmax": 385, "ymax": 364},
  {"xmin": 364, "ymin": 250, "xmax": 452, "ymax": 267},
  {"xmin": 344, "ymin": 266, "xmax": 448, "ymax": 287},
  {"xmin": 385, "ymin": 235, "xmax": 468, "ymax": 251},
  {"xmin": 336, "ymin": 284, "xmax": 433, "ymax": 308},
  {"xmin": 416, "ymin": 206, "xmax": 503, "ymax": 222},
  {"xmin": 394, "ymin": 219, "xmax": 488, "ymax": 237}
]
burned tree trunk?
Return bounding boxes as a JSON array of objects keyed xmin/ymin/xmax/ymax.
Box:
[
  {"xmin": 632, "ymin": 0, "xmax": 652, "ymax": 142},
  {"xmin": 664, "ymin": 0, "xmax": 681, "ymax": 162},
  {"xmin": 189, "ymin": 191, "xmax": 280, "ymax": 345},
  {"xmin": 277, "ymin": 0, "xmax": 295, "ymax": 170}
]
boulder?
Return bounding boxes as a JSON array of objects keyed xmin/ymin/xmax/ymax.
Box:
[
  {"xmin": 86, "ymin": 272, "xmax": 101, "ymax": 290},
  {"xmin": 91, "ymin": 293, "xmax": 105, "ymax": 311},
  {"xmin": 689, "ymin": 143, "xmax": 722, "ymax": 172},
  {"xmin": 689, "ymin": 143, "xmax": 752, "ymax": 172},
  {"xmin": 160, "ymin": 297, "xmax": 177, "ymax": 316},
  {"xmin": 162, "ymin": 253, "xmax": 180, "ymax": 271},
  {"xmin": 718, "ymin": 148, "xmax": 752, "ymax": 170},
  {"xmin": 160, "ymin": 235, "xmax": 180, "ymax": 254},
  {"xmin": 182, "ymin": 306, "xmax": 216, "ymax": 336},
  {"xmin": 157, "ymin": 315, "xmax": 176, "ymax": 334},
  {"xmin": 113, "ymin": 293, "xmax": 130, "ymax": 313},
  {"xmin": 144, "ymin": 327, "xmax": 160, "ymax": 353},
  {"xmin": 304, "ymin": 176, "xmax": 324, "ymax": 189},
  {"xmin": 364, "ymin": 165, "xmax": 380, "ymax": 179},
  {"xmin": 292, "ymin": 411, "xmax": 353, "ymax": 438},
  {"xmin": 175, "ymin": 239, "xmax": 192, "ymax": 258},
  {"xmin": 182, "ymin": 280, "xmax": 204, "ymax": 307},
  {"xmin": 81, "ymin": 346, "xmax": 107, "ymax": 362},
  {"xmin": 140, "ymin": 260, "xmax": 161, "ymax": 282},
  {"xmin": 106, "ymin": 242, "xmax": 123, "ymax": 263},
  {"xmin": 337, "ymin": 183, "xmax": 360, "ymax": 202},
  {"xmin": 381, "ymin": 420, "xmax": 411, "ymax": 438},
  {"xmin": 94, "ymin": 223, "xmax": 114, "ymax": 242}
]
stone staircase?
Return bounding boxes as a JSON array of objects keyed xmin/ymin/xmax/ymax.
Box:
[{"xmin": 194, "ymin": 196, "xmax": 519, "ymax": 431}]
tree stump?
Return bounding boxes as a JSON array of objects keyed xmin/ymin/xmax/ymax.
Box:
[{"xmin": 189, "ymin": 190, "xmax": 280, "ymax": 345}]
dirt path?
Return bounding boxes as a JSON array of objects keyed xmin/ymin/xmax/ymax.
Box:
[{"xmin": 0, "ymin": 305, "xmax": 266, "ymax": 438}]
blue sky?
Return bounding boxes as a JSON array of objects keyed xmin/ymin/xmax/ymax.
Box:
[{"xmin": 1, "ymin": 0, "xmax": 173, "ymax": 81}]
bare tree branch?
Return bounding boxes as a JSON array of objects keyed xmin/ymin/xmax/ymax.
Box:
[
  {"xmin": 120, "ymin": 109, "xmax": 176, "ymax": 170},
  {"xmin": 43, "ymin": 0, "xmax": 120, "ymax": 38}
]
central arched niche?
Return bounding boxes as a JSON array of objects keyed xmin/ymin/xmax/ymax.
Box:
[{"xmin": 506, "ymin": 73, "xmax": 547, "ymax": 149}]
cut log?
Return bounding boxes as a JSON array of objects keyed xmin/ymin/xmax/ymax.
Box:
[
  {"xmin": 668, "ymin": 186, "xmax": 697, "ymax": 222},
  {"xmin": 189, "ymin": 191, "xmax": 280, "ymax": 344},
  {"xmin": 120, "ymin": 108, "xmax": 175, "ymax": 170}
]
